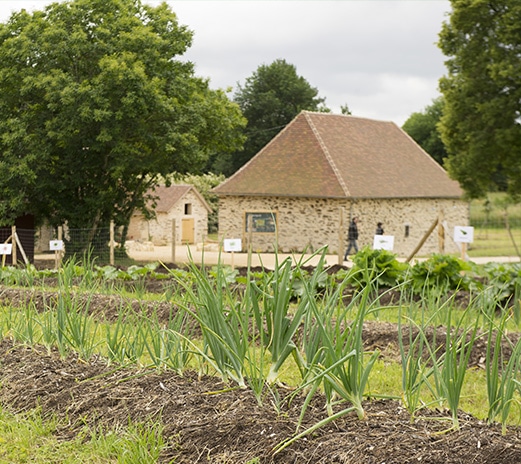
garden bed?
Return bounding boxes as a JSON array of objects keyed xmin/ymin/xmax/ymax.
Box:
[
  {"xmin": 1, "ymin": 339, "xmax": 521, "ymax": 463},
  {"xmin": 2, "ymin": 256, "xmax": 521, "ymax": 462}
]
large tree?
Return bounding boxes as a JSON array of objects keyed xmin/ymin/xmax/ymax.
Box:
[
  {"xmin": 438, "ymin": 0, "xmax": 521, "ymax": 199},
  {"xmin": 402, "ymin": 97, "xmax": 447, "ymax": 166},
  {"xmin": 208, "ymin": 59, "xmax": 328, "ymax": 176},
  {"xmin": 0, "ymin": 0, "xmax": 245, "ymax": 251}
]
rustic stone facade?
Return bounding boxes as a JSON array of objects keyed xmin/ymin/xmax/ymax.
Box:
[
  {"xmin": 218, "ymin": 196, "xmax": 469, "ymax": 257},
  {"xmin": 128, "ymin": 189, "xmax": 209, "ymax": 246}
]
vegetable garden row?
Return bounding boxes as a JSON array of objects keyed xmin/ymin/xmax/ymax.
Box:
[{"xmin": 1, "ymin": 246, "xmax": 521, "ymax": 460}]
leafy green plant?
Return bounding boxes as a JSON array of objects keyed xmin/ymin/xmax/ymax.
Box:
[
  {"xmin": 349, "ymin": 246, "xmax": 408, "ymax": 288},
  {"xmin": 479, "ymin": 263, "xmax": 521, "ymax": 314},
  {"xmin": 408, "ymin": 254, "xmax": 474, "ymax": 294}
]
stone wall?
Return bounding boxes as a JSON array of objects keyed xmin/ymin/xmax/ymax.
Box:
[
  {"xmin": 128, "ymin": 190, "xmax": 209, "ymax": 245},
  {"xmin": 218, "ymin": 196, "xmax": 469, "ymax": 257}
]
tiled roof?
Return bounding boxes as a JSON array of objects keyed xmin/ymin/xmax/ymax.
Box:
[
  {"xmin": 147, "ymin": 185, "xmax": 212, "ymax": 212},
  {"xmin": 213, "ymin": 111, "xmax": 463, "ymax": 199}
]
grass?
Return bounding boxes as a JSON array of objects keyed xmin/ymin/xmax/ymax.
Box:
[
  {"xmin": 468, "ymin": 228, "xmax": 521, "ymax": 258},
  {"xmin": 0, "ymin": 406, "xmax": 165, "ymax": 463},
  {"xmin": 469, "ymin": 193, "xmax": 521, "ymax": 257}
]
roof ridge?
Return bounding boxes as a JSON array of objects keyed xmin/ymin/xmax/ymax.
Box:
[{"xmin": 304, "ymin": 112, "xmax": 351, "ymax": 197}]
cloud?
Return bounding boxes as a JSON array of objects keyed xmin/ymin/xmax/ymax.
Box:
[{"xmin": 0, "ymin": 0, "xmax": 452, "ymax": 125}]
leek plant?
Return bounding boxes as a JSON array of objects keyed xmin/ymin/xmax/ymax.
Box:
[
  {"xmin": 423, "ymin": 295, "xmax": 480, "ymax": 430},
  {"xmin": 275, "ymin": 269, "xmax": 382, "ymax": 454},
  {"xmin": 483, "ymin": 300, "xmax": 521, "ymax": 432},
  {"xmin": 174, "ymin": 261, "xmax": 251, "ymax": 387},
  {"xmin": 54, "ymin": 291, "xmax": 100, "ymax": 360},
  {"xmin": 293, "ymin": 267, "xmax": 381, "ymax": 422},
  {"xmin": 397, "ymin": 286, "xmax": 439, "ymax": 419},
  {"xmin": 139, "ymin": 309, "xmax": 193, "ymax": 373},
  {"xmin": 249, "ymin": 253, "xmax": 318, "ymax": 385}
]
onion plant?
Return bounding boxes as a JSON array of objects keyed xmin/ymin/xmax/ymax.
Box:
[
  {"xmin": 483, "ymin": 300, "xmax": 521, "ymax": 432},
  {"xmin": 54, "ymin": 291, "xmax": 100, "ymax": 360},
  {"xmin": 249, "ymin": 253, "xmax": 318, "ymax": 385},
  {"xmin": 422, "ymin": 295, "xmax": 480, "ymax": 430},
  {"xmin": 173, "ymin": 261, "xmax": 251, "ymax": 387},
  {"xmin": 397, "ymin": 282, "xmax": 442, "ymax": 419}
]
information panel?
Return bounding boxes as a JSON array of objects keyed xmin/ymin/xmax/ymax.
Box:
[{"xmin": 245, "ymin": 212, "xmax": 277, "ymax": 233}]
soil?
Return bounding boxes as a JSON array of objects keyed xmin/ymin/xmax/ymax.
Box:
[{"xmin": 2, "ymin": 268, "xmax": 521, "ymax": 463}]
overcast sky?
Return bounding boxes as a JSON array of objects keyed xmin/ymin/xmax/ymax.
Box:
[{"xmin": 0, "ymin": 0, "xmax": 452, "ymax": 125}]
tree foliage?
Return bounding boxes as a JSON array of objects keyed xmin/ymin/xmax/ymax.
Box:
[
  {"xmin": 438, "ymin": 0, "xmax": 521, "ymax": 198},
  {"xmin": 402, "ymin": 97, "xmax": 447, "ymax": 166},
  {"xmin": 208, "ymin": 59, "xmax": 328, "ymax": 176},
  {"xmin": 0, "ymin": 0, "xmax": 245, "ymax": 249}
]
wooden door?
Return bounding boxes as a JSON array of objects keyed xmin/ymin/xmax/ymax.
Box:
[{"xmin": 181, "ymin": 218, "xmax": 195, "ymax": 244}]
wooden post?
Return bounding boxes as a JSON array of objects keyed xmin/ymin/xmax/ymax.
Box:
[
  {"xmin": 338, "ymin": 207, "xmax": 344, "ymax": 265},
  {"xmin": 247, "ymin": 215, "xmax": 253, "ymax": 269},
  {"xmin": 171, "ymin": 219, "xmax": 176, "ymax": 263},
  {"xmin": 406, "ymin": 218, "xmax": 439, "ymax": 263},
  {"xmin": 460, "ymin": 242, "xmax": 467, "ymax": 261},
  {"xmin": 438, "ymin": 210, "xmax": 445, "ymax": 254},
  {"xmin": 11, "ymin": 226, "xmax": 17, "ymax": 266},
  {"xmin": 14, "ymin": 233, "xmax": 29, "ymax": 265},
  {"xmin": 109, "ymin": 220, "xmax": 115, "ymax": 266},
  {"xmin": 56, "ymin": 226, "xmax": 63, "ymax": 269}
]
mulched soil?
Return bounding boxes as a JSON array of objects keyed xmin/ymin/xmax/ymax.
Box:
[{"xmin": 2, "ymin": 268, "xmax": 521, "ymax": 463}]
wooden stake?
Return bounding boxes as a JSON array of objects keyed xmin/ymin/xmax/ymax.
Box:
[
  {"xmin": 438, "ymin": 210, "xmax": 445, "ymax": 254},
  {"xmin": 406, "ymin": 218, "xmax": 439, "ymax": 263},
  {"xmin": 338, "ymin": 207, "xmax": 344, "ymax": 265},
  {"xmin": 11, "ymin": 226, "xmax": 17, "ymax": 265},
  {"xmin": 109, "ymin": 220, "xmax": 115, "ymax": 266},
  {"xmin": 171, "ymin": 219, "xmax": 176, "ymax": 263}
]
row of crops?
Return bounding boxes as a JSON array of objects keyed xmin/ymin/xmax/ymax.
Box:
[{"xmin": 1, "ymin": 246, "xmax": 521, "ymax": 450}]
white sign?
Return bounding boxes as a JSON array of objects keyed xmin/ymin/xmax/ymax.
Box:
[
  {"xmin": 454, "ymin": 226, "xmax": 474, "ymax": 244},
  {"xmin": 223, "ymin": 238, "xmax": 242, "ymax": 252},
  {"xmin": 49, "ymin": 239, "xmax": 64, "ymax": 251},
  {"xmin": 0, "ymin": 243, "xmax": 13, "ymax": 255},
  {"xmin": 373, "ymin": 235, "xmax": 394, "ymax": 251}
]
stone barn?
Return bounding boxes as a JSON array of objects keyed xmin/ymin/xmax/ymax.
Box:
[
  {"xmin": 128, "ymin": 184, "xmax": 211, "ymax": 246},
  {"xmin": 213, "ymin": 111, "xmax": 468, "ymax": 257}
]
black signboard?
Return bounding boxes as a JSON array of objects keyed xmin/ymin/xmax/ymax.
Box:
[{"xmin": 245, "ymin": 212, "xmax": 277, "ymax": 233}]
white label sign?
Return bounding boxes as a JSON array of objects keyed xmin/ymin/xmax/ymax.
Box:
[
  {"xmin": 0, "ymin": 243, "xmax": 13, "ymax": 255},
  {"xmin": 454, "ymin": 226, "xmax": 474, "ymax": 243},
  {"xmin": 49, "ymin": 240, "xmax": 64, "ymax": 251},
  {"xmin": 223, "ymin": 238, "xmax": 242, "ymax": 252},
  {"xmin": 373, "ymin": 235, "xmax": 394, "ymax": 251}
]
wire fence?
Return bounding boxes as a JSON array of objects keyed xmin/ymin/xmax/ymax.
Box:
[
  {"xmin": 30, "ymin": 225, "xmax": 130, "ymax": 266},
  {"xmin": 3, "ymin": 217, "xmax": 521, "ymax": 268},
  {"xmin": 468, "ymin": 215, "xmax": 521, "ymax": 259}
]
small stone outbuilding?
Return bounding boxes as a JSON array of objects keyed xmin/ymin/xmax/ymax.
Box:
[
  {"xmin": 213, "ymin": 111, "xmax": 468, "ymax": 257},
  {"xmin": 128, "ymin": 185, "xmax": 211, "ymax": 246}
]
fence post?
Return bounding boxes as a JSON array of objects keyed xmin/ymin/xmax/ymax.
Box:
[
  {"xmin": 171, "ymin": 219, "xmax": 176, "ymax": 263},
  {"xmin": 56, "ymin": 226, "xmax": 63, "ymax": 269},
  {"xmin": 11, "ymin": 225, "xmax": 17, "ymax": 266},
  {"xmin": 438, "ymin": 210, "xmax": 445, "ymax": 253},
  {"xmin": 110, "ymin": 220, "xmax": 115, "ymax": 266},
  {"xmin": 338, "ymin": 207, "xmax": 344, "ymax": 265}
]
